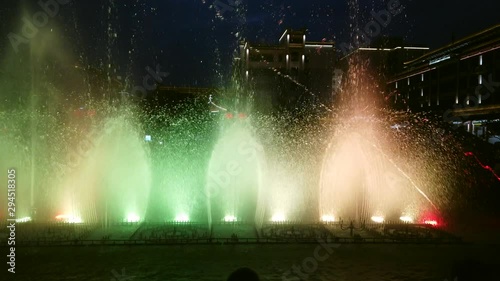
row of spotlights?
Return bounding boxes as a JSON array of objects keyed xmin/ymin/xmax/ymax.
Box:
[
  {"xmin": 320, "ymin": 215, "xmax": 435, "ymax": 225},
  {"xmin": 53, "ymin": 212, "xmax": 437, "ymax": 226},
  {"xmin": 55, "ymin": 214, "xmax": 83, "ymax": 223},
  {"xmin": 16, "ymin": 217, "xmax": 32, "ymax": 223}
]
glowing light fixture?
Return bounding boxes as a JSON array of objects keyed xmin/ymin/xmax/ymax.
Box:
[
  {"xmin": 279, "ymin": 30, "xmax": 287, "ymax": 42},
  {"xmin": 305, "ymin": 44, "xmax": 334, "ymax": 48},
  {"xmin": 429, "ymin": 55, "xmax": 450, "ymax": 65}
]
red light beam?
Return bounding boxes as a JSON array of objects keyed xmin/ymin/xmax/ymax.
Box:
[{"xmin": 464, "ymin": 152, "xmax": 500, "ymax": 182}]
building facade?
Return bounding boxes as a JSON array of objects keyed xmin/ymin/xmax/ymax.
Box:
[
  {"xmin": 337, "ymin": 42, "xmax": 429, "ymax": 108},
  {"xmin": 387, "ymin": 25, "xmax": 500, "ymax": 141},
  {"xmin": 238, "ymin": 29, "xmax": 335, "ymax": 113}
]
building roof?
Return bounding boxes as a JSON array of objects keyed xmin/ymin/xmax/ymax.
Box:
[
  {"xmin": 239, "ymin": 29, "xmax": 334, "ymax": 51},
  {"xmin": 405, "ymin": 24, "xmax": 500, "ymax": 66},
  {"xmin": 340, "ymin": 46, "xmax": 430, "ymax": 60}
]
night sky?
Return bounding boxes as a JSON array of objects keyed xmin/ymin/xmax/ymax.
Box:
[{"xmin": 1, "ymin": 0, "xmax": 499, "ymax": 88}]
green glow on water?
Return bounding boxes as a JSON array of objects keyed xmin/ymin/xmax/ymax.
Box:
[{"xmin": 206, "ymin": 121, "xmax": 264, "ymax": 224}]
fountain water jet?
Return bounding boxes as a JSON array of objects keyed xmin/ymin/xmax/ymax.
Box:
[
  {"xmin": 319, "ymin": 115, "xmax": 443, "ymax": 225},
  {"xmin": 205, "ymin": 119, "xmax": 266, "ymax": 230}
]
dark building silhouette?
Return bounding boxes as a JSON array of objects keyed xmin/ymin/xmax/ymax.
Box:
[
  {"xmin": 238, "ymin": 29, "xmax": 336, "ymax": 113},
  {"xmin": 337, "ymin": 37, "xmax": 429, "ymax": 109},
  {"xmin": 388, "ymin": 24, "xmax": 500, "ymax": 142}
]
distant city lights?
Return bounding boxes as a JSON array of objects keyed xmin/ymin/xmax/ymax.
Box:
[{"xmin": 371, "ymin": 216, "xmax": 385, "ymax": 223}]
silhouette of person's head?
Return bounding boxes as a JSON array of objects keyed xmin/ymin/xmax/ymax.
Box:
[{"xmin": 227, "ymin": 267, "xmax": 260, "ymax": 281}]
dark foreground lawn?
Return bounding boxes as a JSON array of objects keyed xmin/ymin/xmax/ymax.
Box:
[{"xmin": 2, "ymin": 243, "xmax": 500, "ymax": 281}]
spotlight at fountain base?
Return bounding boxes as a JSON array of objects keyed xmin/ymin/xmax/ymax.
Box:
[
  {"xmin": 223, "ymin": 215, "xmax": 237, "ymax": 222},
  {"xmin": 425, "ymin": 220, "xmax": 438, "ymax": 226},
  {"xmin": 55, "ymin": 214, "xmax": 83, "ymax": 224},
  {"xmin": 175, "ymin": 214, "xmax": 190, "ymax": 223},
  {"xmin": 321, "ymin": 215, "xmax": 335, "ymax": 223},
  {"xmin": 125, "ymin": 213, "xmax": 141, "ymax": 223},
  {"xmin": 15, "ymin": 217, "xmax": 32, "ymax": 223},
  {"xmin": 400, "ymin": 216, "xmax": 414, "ymax": 223},
  {"xmin": 271, "ymin": 213, "xmax": 286, "ymax": 223},
  {"xmin": 371, "ymin": 216, "xmax": 385, "ymax": 223}
]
